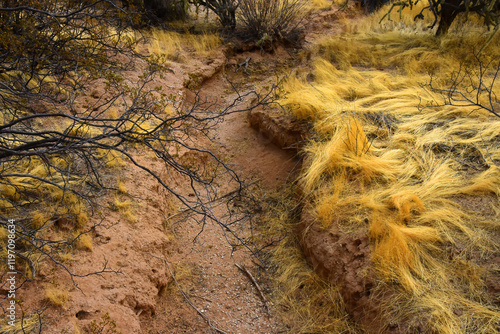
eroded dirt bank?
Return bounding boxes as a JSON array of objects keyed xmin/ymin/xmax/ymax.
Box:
[
  {"xmin": 13, "ymin": 4, "xmax": 345, "ymax": 332},
  {"xmin": 15, "ymin": 3, "xmax": 493, "ymax": 333},
  {"xmin": 17, "ymin": 38, "xmax": 307, "ymax": 333}
]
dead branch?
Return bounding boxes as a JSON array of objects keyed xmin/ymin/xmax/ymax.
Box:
[
  {"xmin": 422, "ymin": 54, "xmax": 500, "ymax": 118},
  {"xmin": 235, "ymin": 263, "xmax": 269, "ymax": 314},
  {"xmin": 147, "ymin": 252, "xmax": 230, "ymax": 334}
]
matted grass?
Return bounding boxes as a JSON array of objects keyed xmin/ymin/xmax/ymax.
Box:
[
  {"xmin": 255, "ymin": 186, "xmax": 361, "ymax": 333},
  {"xmin": 275, "ymin": 6, "xmax": 500, "ymax": 333},
  {"xmin": 146, "ymin": 28, "xmax": 222, "ymax": 60}
]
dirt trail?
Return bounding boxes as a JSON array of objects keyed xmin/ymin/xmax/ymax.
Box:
[
  {"xmin": 16, "ymin": 4, "xmax": 357, "ymax": 332},
  {"xmin": 28, "ymin": 51, "xmax": 301, "ymax": 334},
  {"xmin": 144, "ymin": 72, "xmax": 300, "ymax": 333}
]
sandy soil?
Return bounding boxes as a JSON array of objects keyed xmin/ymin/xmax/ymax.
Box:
[
  {"xmin": 6, "ymin": 4, "xmax": 367, "ymax": 333},
  {"xmin": 15, "ymin": 33, "xmax": 303, "ymax": 334}
]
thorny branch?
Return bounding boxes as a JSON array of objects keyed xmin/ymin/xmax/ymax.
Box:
[
  {"xmin": 423, "ymin": 53, "xmax": 500, "ymax": 117},
  {"xmin": 148, "ymin": 252, "xmax": 231, "ymax": 334}
]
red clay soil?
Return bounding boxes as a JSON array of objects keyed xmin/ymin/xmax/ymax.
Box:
[
  {"xmin": 11, "ymin": 37, "xmax": 304, "ymax": 333},
  {"xmin": 6, "ymin": 4, "xmax": 420, "ymax": 333},
  {"xmin": 298, "ymin": 210, "xmax": 403, "ymax": 333}
]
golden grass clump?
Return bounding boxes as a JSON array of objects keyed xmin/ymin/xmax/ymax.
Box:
[
  {"xmin": 270, "ymin": 239, "xmax": 359, "ymax": 333},
  {"xmin": 148, "ymin": 29, "xmax": 183, "ymax": 59},
  {"xmin": 146, "ymin": 28, "xmax": 221, "ymax": 59},
  {"xmin": 31, "ymin": 211, "xmax": 50, "ymax": 229},
  {"xmin": 96, "ymin": 149, "xmax": 126, "ymax": 168},
  {"xmin": 189, "ymin": 33, "xmax": 222, "ymax": 54},
  {"xmin": 112, "ymin": 197, "xmax": 138, "ymax": 223},
  {"xmin": 461, "ymin": 165, "xmax": 500, "ymax": 196},
  {"xmin": 0, "ymin": 316, "xmax": 40, "ymax": 333},
  {"xmin": 314, "ymin": 6, "xmax": 500, "ymax": 75},
  {"xmin": 302, "ymin": 115, "xmax": 406, "ymax": 193},
  {"xmin": 0, "ymin": 70, "xmax": 68, "ymax": 97},
  {"xmin": 305, "ymin": 0, "xmax": 334, "ymax": 10},
  {"xmin": 64, "ymin": 120, "xmax": 103, "ymax": 138},
  {"xmin": 0, "ymin": 154, "xmax": 95, "ymax": 282},
  {"xmin": 0, "ymin": 226, "xmax": 7, "ymax": 241},
  {"xmin": 75, "ymin": 233, "xmax": 93, "ymax": 251},
  {"xmin": 256, "ymin": 186, "xmax": 360, "ymax": 333},
  {"xmin": 117, "ymin": 178, "xmax": 128, "ymax": 194},
  {"xmin": 44, "ymin": 286, "xmax": 69, "ymax": 307},
  {"xmin": 279, "ymin": 9, "xmax": 500, "ymax": 332},
  {"xmin": 0, "ymin": 157, "xmax": 90, "ymax": 226}
]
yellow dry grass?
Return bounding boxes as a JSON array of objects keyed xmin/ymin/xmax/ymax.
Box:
[
  {"xmin": 271, "ymin": 239, "xmax": 358, "ymax": 333},
  {"xmin": 277, "ymin": 6, "xmax": 500, "ymax": 333},
  {"xmin": 0, "ymin": 316, "xmax": 40, "ymax": 333},
  {"xmin": 255, "ymin": 186, "xmax": 359, "ymax": 333},
  {"xmin": 146, "ymin": 28, "xmax": 221, "ymax": 60},
  {"xmin": 75, "ymin": 233, "xmax": 93, "ymax": 251},
  {"xmin": 0, "ymin": 70, "xmax": 69, "ymax": 98},
  {"xmin": 112, "ymin": 196, "xmax": 138, "ymax": 223},
  {"xmin": 44, "ymin": 286, "xmax": 69, "ymax": 307}
]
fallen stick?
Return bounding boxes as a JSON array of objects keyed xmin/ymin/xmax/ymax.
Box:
[
  {"xmin": 235, "ymin": 57, "xmax": 251, "ymax": 75},
  {"xmin": 164, "ymin": 183, "xmax": 257, "ymax": 222},
  {"xmin": 147, "ymin": 253, "xmax": 230, "ymax": 334},
  {"xmin": 234, "ymin": 263, "xmax": 269, "ymax": 314}
]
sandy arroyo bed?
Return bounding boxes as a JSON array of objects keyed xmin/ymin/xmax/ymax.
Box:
[{"xmin": 14, "ymin": 33, "xmax": 305, "ymax": 333}]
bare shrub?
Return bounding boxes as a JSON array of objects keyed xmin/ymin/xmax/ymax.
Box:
[
  {"xmin": 143, "ymin": 0, "xmax": 190, "ymax": 21},
  {"xmin": 424, "ymin": 53, "xmax": 500, "ymax": 118},
  {"xmin": 238, "ymin": 0, "xmax": 305, "ymax": 46},
  {"xmin": 194, "ymin": 0, "xmax": 239, "ymax": 30},
  {"xmin": 381, "ymin": 0, "xmax": 500, "ymax": 36}
]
